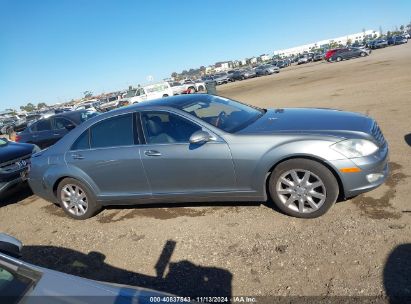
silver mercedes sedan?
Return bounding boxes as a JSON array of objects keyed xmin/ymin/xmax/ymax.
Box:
[{"xmin": 28, "ymin": 94, "xmax": 389, "ymax": 220}]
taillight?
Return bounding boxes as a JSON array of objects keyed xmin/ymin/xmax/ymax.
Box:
[{"xmin": 14, "ymin": 135, "xmax": 21, "ymax": 142}]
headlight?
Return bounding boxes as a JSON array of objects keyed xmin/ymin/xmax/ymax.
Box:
[{"xmin": 331, "ymin": 139, "xmax": 378, "ymax": 158}]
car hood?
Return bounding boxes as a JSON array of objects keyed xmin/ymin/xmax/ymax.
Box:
[
  {"xmin": 0, "ymin": 140, "xmax": 34, "ymax": 163},
  {"xmin": 237, "ymin": 108, "xmax": 374, "ymax": 139}
]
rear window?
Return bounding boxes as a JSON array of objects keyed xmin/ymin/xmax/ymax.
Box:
[
  {"xmin": 31, "ymin": 119, "xmax": 51, "ymax": 132},
  {"xmin": 90, "ymin": 114, "xmax": 134, "ymax": 148}
]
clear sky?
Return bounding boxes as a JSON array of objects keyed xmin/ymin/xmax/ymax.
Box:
[{"xmin": 1, "ymin": 0, "xmax": 410, "ymax": 110}]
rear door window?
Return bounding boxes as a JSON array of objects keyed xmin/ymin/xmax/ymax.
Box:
[
  {"xmin": 53, "ymin": 117, "xmax": 74, "ymax": 130},
  {"xmin": 90, "ymin": 114, "xmax": 134, "ymax": 148},
  {"xmin": 31, "ymin": 119, "xmax": 52, "ymax": 132}
]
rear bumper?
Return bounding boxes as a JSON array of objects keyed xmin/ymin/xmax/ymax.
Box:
[
  {"xmin": 329, "ymin": 145, "xmax": 389, "ymax": 198},
  {"xmin": 28, "ymin": 177, "xmax": 56, "ymax": 203}
]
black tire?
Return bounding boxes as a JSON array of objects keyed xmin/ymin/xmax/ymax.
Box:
[
  {"xmin": 162, "ymin": 94, "xmax": 169, "ymax": 98},
  {"xmin": 360, "ymin": 52, "xmax": 366, "ymax": 57},
  {"xmin": 268, "ymin": 159, "xmax": 339, "ymax": 218},
  {"xmin": 188, "ymin": 87, "xmax": 196, "ymax": 94},
  {"xmin": 198, "ymin": 85, "xmax": 204, "ymax": 92},
  {"xmin": 57, "ymin": 178, "xmax": 101, "ymax": 220},
  {"xmin": 336, "ymin": 56, "xmax": 342, "ymax": 62}
]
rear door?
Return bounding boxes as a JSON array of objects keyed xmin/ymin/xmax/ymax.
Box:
[
  {"xmin": 65, "ymin": 113, "xmax": 151, "ymax": 200},
  {"xmin": 139, "ymin": 110, "xmax": 237, "ymax": 198}
]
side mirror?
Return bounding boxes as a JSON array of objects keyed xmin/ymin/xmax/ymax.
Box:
[
  {"xmin": 0, "ymin": 233, "xmax": 22, "ymax": 258},
  {"xmin": 189, "ymin": 130, "xmax": 212, "ymax": 144},
  {"xmin": 65, "ymin": 124, "xmax": 75, "ymax": 131}
]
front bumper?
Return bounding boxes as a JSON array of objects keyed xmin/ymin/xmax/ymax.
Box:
[
  {"xmin": 0, "ymin": 176, "xmax": 25, "ymax": 196},
  {"xmin": 329, "ymin": 144, "xmax": 389, "ymax": 198}
]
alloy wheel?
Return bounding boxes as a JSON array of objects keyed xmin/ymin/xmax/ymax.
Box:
[
  {"xmin": 275, "ymin": 169, "xmax": 327, "ymax": 214},
  {"xmin": 61, "ymin": 184, "xmax": 88, "ymax": 216}
]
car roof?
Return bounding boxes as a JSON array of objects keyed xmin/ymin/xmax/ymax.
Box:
[
  {"xmin": 37, "ymin": 109, "xmax": 90, "ymax": 121},
  {"xmin": 120, "ymin": 94, "xmax": 211, "ymax": 111}
]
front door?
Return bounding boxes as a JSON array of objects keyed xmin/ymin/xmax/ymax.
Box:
[{"xmin": 139, "ymin": 111, "xmax": 237, "ymax": 198}]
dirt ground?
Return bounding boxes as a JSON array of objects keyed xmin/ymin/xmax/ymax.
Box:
[{"xmin": 1, "ymin": 43, "xmax": 411, "ymax": 301}]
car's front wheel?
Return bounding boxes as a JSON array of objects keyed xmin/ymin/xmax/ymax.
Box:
[
  {"xmin": 57, "ymin": 178, "xmax": 101, "ymax": 220},
  {"xmin": 268, "ymin": 159, "xmax": 339, "ymax": 218}
]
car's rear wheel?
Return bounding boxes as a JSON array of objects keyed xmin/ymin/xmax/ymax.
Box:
[
  {"xmin": 197, "ymin": 85, "xmax": 204, "ymax": 91},
  {"xmin": 360, "ymin": 52, "xmax": 366, "ymax": 57},
  {"xmin": 336, "ymin": 56, "xmax": 342, "ymax": 62},
  {"xmin": 57, "ymin": 178, "xmax": 100, "ymax": 220},
  {"xmin": 162, "ymin": 94, "xmax": 169, "ymax": 98},
  {"xmin": 268, "ymin": 159, "xmax": 339, "ymax": 218}
]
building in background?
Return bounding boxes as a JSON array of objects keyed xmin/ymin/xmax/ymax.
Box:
[{"xmin": 274, "ymin": 30, "xmax": 380, "ymax": 57}]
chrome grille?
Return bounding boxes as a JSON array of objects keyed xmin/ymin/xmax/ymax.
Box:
[
  {"xmin": 371, "ymin": 122, "xmax": 386, "ymax": 147},
  {"xmin": 0, "ymin": 154, "xmax": 31, "ymax": 172}
]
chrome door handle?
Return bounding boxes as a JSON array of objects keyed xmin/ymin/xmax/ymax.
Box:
[
  {"xmin": 144, "ymin": 150, "xmax": 162, "ymax": 157},
  {"xmin": 72, "ymin": 154, "xmax": 84, "ymax": 160}
]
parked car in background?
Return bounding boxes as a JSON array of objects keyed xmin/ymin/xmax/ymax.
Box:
[
  {"xmin": 243, "ymin": 68, "xmax": 257, "ymax": 79},
  {"xmin": 231, "ymin": 70, "xmax": 247, "ymax": 80},
  {"xmin": 202, "ymin": 75, "xmax": 217, "ymax": 85},
  {"xmin": 194, "ymin": 79, "xmax": 206, "ymax": 91},
  {"xmin": 312, "ymin": 53, "xmax": 324, "ymax": 62},
  {"xmin": 329, "ymin": 47, "xmax": 369, "ymax": 62},
  {"xmin": 255, "ymin": 65, "xmax": 280, "ymax": 76},
  {"xmin": 213, "ymin": 73, "xmax": 230, "ymax": 85},
  {"xmin": 324, "ymin": 49, "xmax": 341, "ymax": 62},
  {"xmin": 389, "ymin": 35, "xmax": 408, "ymax": 45},
  {"xmin": 16, "ymin": 110, "xmax": 98, "ymax": 149},
  {"xmin": 127, "ymin": 82, "xmax": 175, "ymax": 104},
  {"xmin": 180, "ymin": 79, "xmax": 203, "ymax": 93},
  {"xmin": 29, "ymin": 94, "xmax": 388, "ymax": 220},
  {"xmin": 272, "ymin": 60, "xmax": 289, "ymax": 68},
  {"xmin": 0, "ymin": 233, "xmax": 176, "ymax": 303},
  {"xmin": 168, "ymin": 81, "xmax": 188, "ymax": 95},
  {"xmin": 0, "ymin": 138, "xmax": 38, "ymax": 197},
  {"xmin": 368, "ymin": 39, "xmax": 388, "ymax": 49},
  {"xmin": 352, "ymin": 42, "xmax": 366, "ymax": 48},
  {"xmin": 0, "ymin": 118, "xmax": 18, "ymax": 135},
  {"xmin": 98, "ymin": 96, "xmax": 120, "ymax": 112},
  {"xmin": 297, "ymin": 56, "xmax": 309, "ymax": 65},
  {"xmin": 73, "ymin": 100, "xmax": 99, "ymax": 112}
]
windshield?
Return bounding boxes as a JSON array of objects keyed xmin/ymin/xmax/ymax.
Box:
[{"xmin": 176, "ymin": 95, "xmax": 265, "ymax": 133}]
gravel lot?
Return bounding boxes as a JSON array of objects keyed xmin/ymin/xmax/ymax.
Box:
[{"xmin": 1, "ymin": 43, "xmax": 411, "ymax": 301}]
